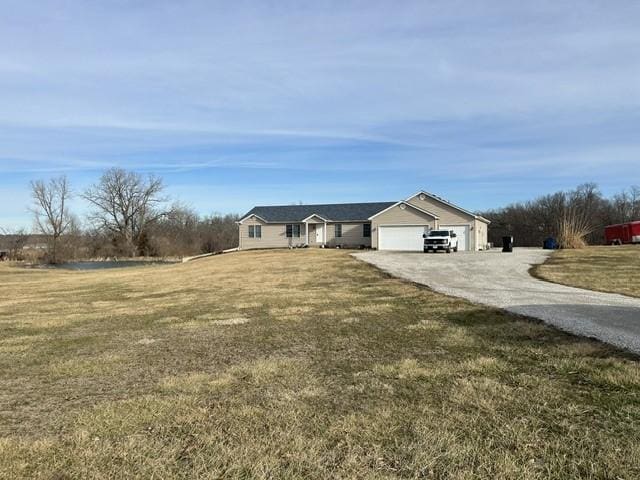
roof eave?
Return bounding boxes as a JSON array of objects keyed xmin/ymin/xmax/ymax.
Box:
[{"xmin": 237, "ymin": 213, "xmax": 269, "ymax": 224}]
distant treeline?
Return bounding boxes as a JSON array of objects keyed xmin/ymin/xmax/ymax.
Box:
[
  {"xmin": 4, "ymin": 173, "xmax": 639, "ymax": 263},
  {"xmin": 0, "ymin": 168, "xmax": 239, "ymax": 263},
  {"xmin": 479, "ymin": 183, "xmax": 640, "ymax": 247}
]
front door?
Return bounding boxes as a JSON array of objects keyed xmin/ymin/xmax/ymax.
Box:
[{"xmin": 315, "ymin": 224, "xmax": 324, "ymax": 243}]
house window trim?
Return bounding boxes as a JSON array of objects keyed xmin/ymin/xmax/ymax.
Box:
[
  {"xmin": 286, "ymin": 224, "xmax": 301, "ymax": 238},
  {"xmin": 335, "ymin": 224, "xmax": 342, "ymax": 238},
  {"xmin": 248, "ymin": 225, "xmax": 262, "ymax": 239},
  {"xmin": 363, "ymin": 223, "xmax": 371, "ymax": 238}
]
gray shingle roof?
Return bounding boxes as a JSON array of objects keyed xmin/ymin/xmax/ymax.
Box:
[{"xmin": 241, "ymin": 201, "xmax": 396, "ymax": 223}]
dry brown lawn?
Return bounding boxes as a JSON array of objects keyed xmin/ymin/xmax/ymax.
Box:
[
  {"xmin": 1, "ymin": 249, "xmax": 639, "ymax": 479},
  {"xmin": 534, "ymin": 245, "xmax": 640, "ymax": 297}
]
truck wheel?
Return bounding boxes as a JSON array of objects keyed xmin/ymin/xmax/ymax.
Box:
[
  {"xmin": 453, "ymin": 246, "xmax": 458, "ymax": 252},
  {"xmin": 446, "ymin": 247, "xmax": 451, "ymax": 253}
]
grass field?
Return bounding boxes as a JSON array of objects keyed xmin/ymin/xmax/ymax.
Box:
[
  {"xmin": 534, "ymin": 245, "xmax": 640, "ymax": 298},
  {"xmin": 1, "ymin": 249, "xmax": 639, "ymax": 479}
]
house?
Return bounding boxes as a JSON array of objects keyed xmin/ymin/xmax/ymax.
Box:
[{"xmin": 238, "ymin": 190, "xmax": 490, "ymax": 252}]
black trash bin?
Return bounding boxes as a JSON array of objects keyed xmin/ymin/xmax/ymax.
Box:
[{"xmin": 502, "ymin": 236, "xmax": 513, "ymax": 253}]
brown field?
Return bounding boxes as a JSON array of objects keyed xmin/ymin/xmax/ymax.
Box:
[
  {"xmin": 1, "ymin": 249, "xmax": 639, "ymax": 479},
  {"xmin": 533, "ymin": 245, "xmax": 640, "ymax": 298}
]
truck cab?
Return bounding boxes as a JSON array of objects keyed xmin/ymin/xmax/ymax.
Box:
[{"xmin": 424, "ymin": 230, "xmax": 458, "ymax": 253}]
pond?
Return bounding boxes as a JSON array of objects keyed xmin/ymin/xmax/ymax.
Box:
[{"xmin": 51, "ymin": 261, "xmax": 178, "ymax": 271}]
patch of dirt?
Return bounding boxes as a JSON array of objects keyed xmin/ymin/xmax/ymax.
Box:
[
  {"xmin": 212, "ymin": 317, "xmax": 250, "ymax": 326},
  {"xmin": 341, "ymin": 317, "xmax": 359, "ymax": 324}
]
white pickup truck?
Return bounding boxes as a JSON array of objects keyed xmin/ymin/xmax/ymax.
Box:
[{"xmin": 424, "ymin": 230, "xmax": 458, "ymax": 253}]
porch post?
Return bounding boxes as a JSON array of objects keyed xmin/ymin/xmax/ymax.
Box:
[
  {"xmin": 323, "ymin": 221, "xmax": 327, "ymax": 246},
  {"xmin": 305, "ymin": 222, "xmax": 309, "ymax": 246}
]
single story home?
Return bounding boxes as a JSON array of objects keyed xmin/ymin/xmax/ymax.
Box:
[{"xmin": 238, "ymin": 190, "xmax": 490, "ymax": 252}]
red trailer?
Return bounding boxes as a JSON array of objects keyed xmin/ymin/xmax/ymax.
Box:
[{"xmin": 604, "ymin": 221, "xmax": 640, "ymax": 245}]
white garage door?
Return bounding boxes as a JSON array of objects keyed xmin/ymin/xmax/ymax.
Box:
[
  {"xmin": 378, "ymin": 226, "xmax": 428, "ymax": 251},
  {"xmin": 440, "ymin": 225, "xmax": 470, "ymax": 251}
]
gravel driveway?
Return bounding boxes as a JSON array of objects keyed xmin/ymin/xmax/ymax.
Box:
[{"xmin": 354, "ymin": 249, "xmax": 640, "ymax": 354}]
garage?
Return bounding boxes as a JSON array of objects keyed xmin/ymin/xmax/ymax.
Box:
[
  {"xmin": 378, "ymin": 225, "xmax": 428, "ymax": 251},
  {"xmin": 369, "ymin": 195, "xmax": 487, "ymax": 251},
  {"xmin": 440, "ymin": 225, "xmax": 469, "ymax": 251}
]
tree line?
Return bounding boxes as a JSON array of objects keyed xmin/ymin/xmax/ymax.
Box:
[
  {"xmin": 3, "ymin": 175, "xmax": 638, "ymax": 262},
  {"xmin": 1, "ymin": 168, "xmax": 239, "ymax": 263},
  {"xmin": 479, "ymin": 183, "xmax": 640, "ymax": 247}
]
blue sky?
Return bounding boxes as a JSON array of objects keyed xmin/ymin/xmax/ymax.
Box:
[{"xmin": 2, "ymin": 1, "xmax": 639, "ymax": 229}]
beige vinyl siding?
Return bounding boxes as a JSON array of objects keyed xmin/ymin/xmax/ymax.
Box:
[
  {"xmin": 240, "ymin": 219, "xmax": 371, "ymax": 249},
  {"xmin": 325, "ymin": 223, "xmax": 371, "ymax": 248},
  {"xmin": 239, "ymin": 217, "xmax": 305, "ymax": 250},
  {"xmin": 474, "ymin": 218, "xmax": 488, "ymax": 250},
  {"xmin": 406, "ymin": 193, "xmax": 473, "ymax": 225},
  {"xmin": 406, "ymin": 193, "xmax": 491, "ymax": 250},
  {"xmin": 239, "ymin": 193, "xmax": 488, "ymax": 250},
  {"xmin": 371, "ymin": 205, "xmax": 436, "ymax": 249}
]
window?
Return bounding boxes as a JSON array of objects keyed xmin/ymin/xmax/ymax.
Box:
[
  {"xmin": 249, "ymin": 225, "xmax": 262, "ymax": 239},
  {"xmin": 335, "ymin": 224, "xmax": 342, "ymax": 238},
  {"xmin": 363, "ymin": 224, "xmax": 371, "ymax": 238},
  {"xmin": 286, "ymin": 224, "xmax": 301, "ymax": 238}
]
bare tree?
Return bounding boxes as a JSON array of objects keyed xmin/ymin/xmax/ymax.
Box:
[
  {"xmin": 199, "ymin": 213, "xmax": 240, "ymax": 253},
  {"xmin": 610, "ymin": 185, "xmax": 640, "ymax": 223},
  {"xmin": 0, "ymin": 227, "xmax": 30, "ymax": 260},
  {"xmin": 30, "ymin": 176, "xmax": 73, "ymax": 263},
  {"xmin": 82, "ymin": 168, "xmax": 167, "ymax": 256},
  {"xmin": 147, "ymin": 203, "xmax": 201, "ymax": 256}
]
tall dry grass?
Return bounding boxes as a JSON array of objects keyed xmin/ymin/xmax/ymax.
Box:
[{"xmin": 556, "ymin": 207, "xmax": 593, "ymax": 249}]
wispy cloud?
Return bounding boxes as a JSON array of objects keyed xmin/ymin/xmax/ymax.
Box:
[{"xmin": 1, "ymin": 1, "xmax": 639, "ymax": 228}]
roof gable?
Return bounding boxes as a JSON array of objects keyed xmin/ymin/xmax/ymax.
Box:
[
  {"xmin": 368, "ymin": 201, "xmax": 439, "ymax": 220},
  {"xmin": 302, "ymin": 214, "xmax": 330, "ymax": 222},
  {"xmin": 237, "ymin": 213, "xmax": 268, "ymax": 224},
  {"xmin": 406, "ymin": 191, "xmax": 490, "ymax": 224}
]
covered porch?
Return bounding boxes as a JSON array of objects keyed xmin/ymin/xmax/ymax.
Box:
[{"xmin": 303, "ymin": 215, "xmax": 329, "ymax": 247}]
